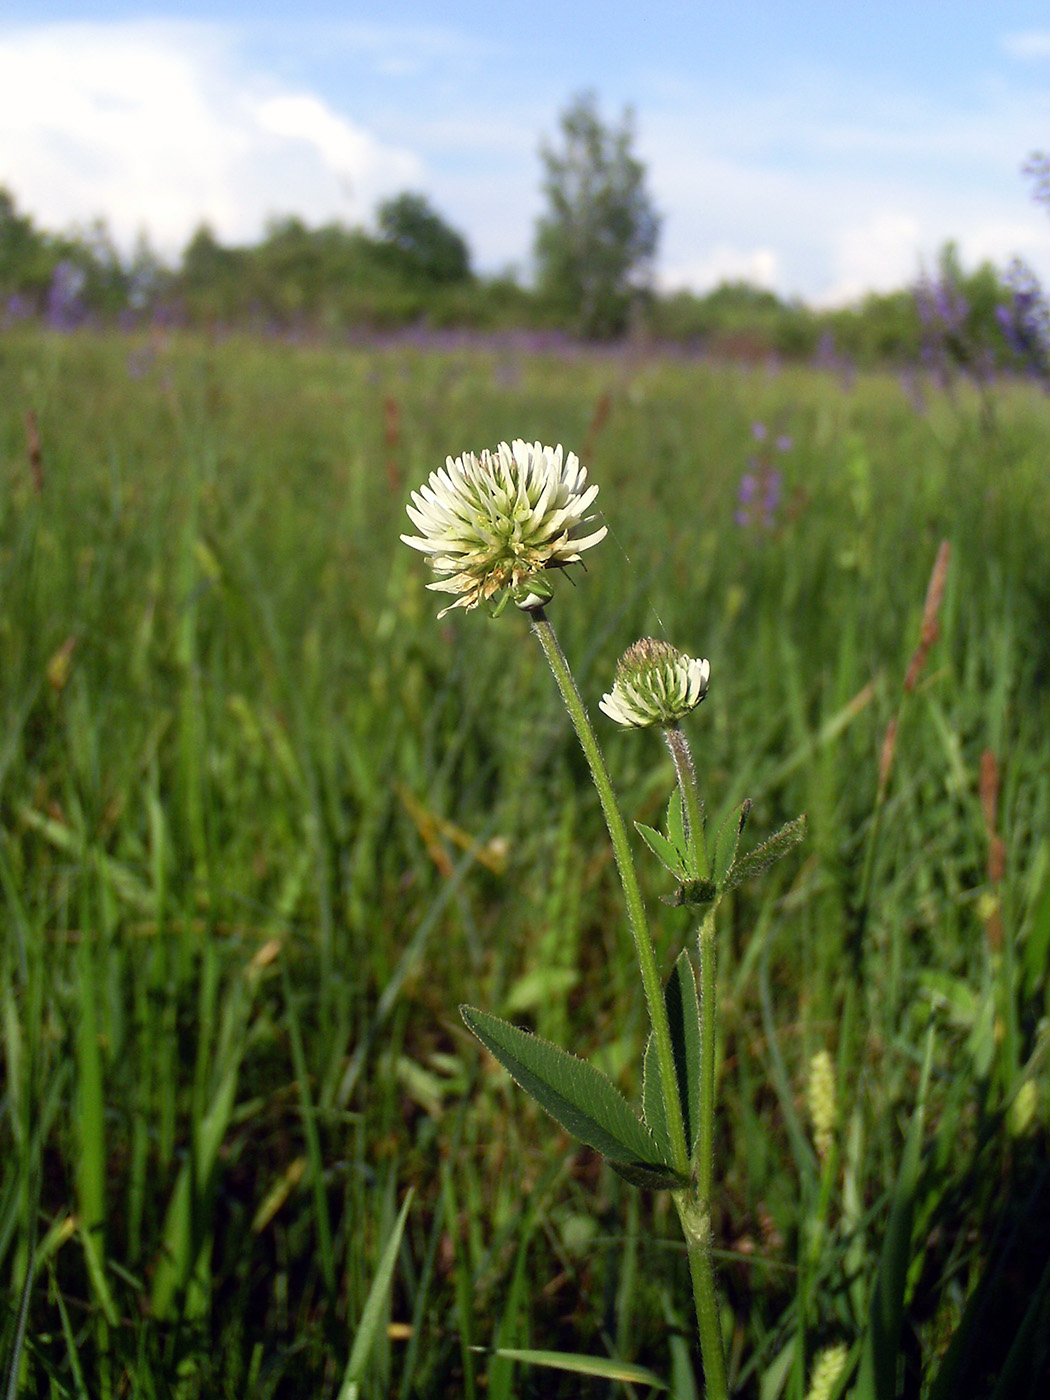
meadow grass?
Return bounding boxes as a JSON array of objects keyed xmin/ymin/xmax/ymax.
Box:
[{"xmin": 2, "ymin": 328, "xmax": 1050, "ymax": 1397}]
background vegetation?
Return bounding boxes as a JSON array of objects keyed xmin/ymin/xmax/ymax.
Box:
[
  {"xmin": 2, "ymin": 325, "xmax": 1050, "ymax": 1396},
  {"xmin": 3, "ymin": 172, "xmax": 1049, "ymax": 377}
]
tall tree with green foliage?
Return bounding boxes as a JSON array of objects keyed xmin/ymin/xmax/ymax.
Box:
[
  {"xmin": 0, "ymin": 187, "xmax": 58, "ymax": 303},
  {"xmin": 534, "ymin": 93, "xmax": 660, "ymax": 339},
  {"xmin": 376, "ymin": 192, "xmax": 471, "ymax": 284}
]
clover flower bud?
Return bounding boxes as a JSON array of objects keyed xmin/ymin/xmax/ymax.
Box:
[
  {"xmin": 401, "ymin": 439, "xmax": 606, "ymax": 618},
  {"xmin": 599, "ymin": 638, "xmax": 710, "ymax": 730}
]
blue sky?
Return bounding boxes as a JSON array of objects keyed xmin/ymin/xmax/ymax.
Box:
[{"xmin": 2, "ymin": 2, "xmax": 1049, "ymax": 303}]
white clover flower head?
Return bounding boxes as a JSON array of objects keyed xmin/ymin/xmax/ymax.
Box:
[
  {"xmin": 400, "ymin": 439, "xmax": 607, "ymax": 618},
  {"xmin": 599, "ymin": 638, "xmax": 710, "ymax": 730}
]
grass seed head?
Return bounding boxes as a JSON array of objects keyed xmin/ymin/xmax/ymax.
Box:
[
  {"xmin": 806, "ymin": 1049, "xmax": 837, "ymax": 1160},
  {"xmin": 804, "ymin": 1343, "xmax": 849, "ymax": 1400}
]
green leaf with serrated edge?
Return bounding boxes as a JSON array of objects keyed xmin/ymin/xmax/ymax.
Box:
[
  {"xmin": 666, "ymin": 789, "xmax": 688, "ymax": 866},
  {"xmin": 665, "ymin": 878, "xmax": 717, "ymax": 908},
  {"xmin": 635, "ymin": 822, "xmax": 688, "ymax": 879},
  {"xmin": 641, "ymin": 1035, "xmax": 669, "ymax": 1159},
  {"xmin": 642, "ymin": 951, "xmax": 703, "ymax": 1159},
  {"xmin": 721, "ymin": 814, "xmax": 806, "ymax": 893},
  {"xmin": 712, "ymin": 799, "xmax": 752, "ymax": 888},
  {"xmin": 460, "ymin": 1007, "xmax": 685, "ymax": 1188},
  {"xmin": 669, "ymin": 952, "xmax": 703, "ymax": 1155}
]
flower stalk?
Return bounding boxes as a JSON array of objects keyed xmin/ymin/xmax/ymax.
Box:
[
  {"xmin": 663, "ymin": 723, "xmax": 709, "ymax": 881},
  {"xmin": 535, "ymin": 614, "xmax": 727, "ymax": 1398},
  {"xmin": 666, "ymin": 720, "xmax": 726, "ymax": 1400},
  {"xmin": 529, "ymin": 609, "xmax": 691, "ymax": 1177}
]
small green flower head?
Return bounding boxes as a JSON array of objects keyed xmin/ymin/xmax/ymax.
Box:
[
  {"xmin": 401, "ymin": 439, "xmax": 606, "ymax": 618},
  {"xmin": 599, "ymin": 638, "xmax": 710, "ymax": 729}
]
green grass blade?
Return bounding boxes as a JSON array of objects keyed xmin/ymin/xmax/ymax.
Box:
[
  {"xmin": 490, "ymin": 1347, "xmax": 668, "ymax": 1389},
  {"xmin": 280, "ymin": 954, "xmax": 336, "ymax": 1297},
  {"xmin": 854, "ymin": 1026, "xmax": 934, "ymax": 1400},
  {"xmin": 985, "ymin": 1250, "xmax": 1050, "ymax": 1400},
  {"xmin": 338, "ymin": 1188, "xmax": 415, "ymax": 1400}
]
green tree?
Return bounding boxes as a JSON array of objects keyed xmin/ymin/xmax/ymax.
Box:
[
  {"xmin": 376, "ymin": 192, "xmax": 471, "ymax": 283},
  {"xmin": 0, "ymin": 187, "xmax": 59, "ymax": 304},
  {"xmin": 534, "ymin": 93, "xmax": 660, "ymax": 338}
]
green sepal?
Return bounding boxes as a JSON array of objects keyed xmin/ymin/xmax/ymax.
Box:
[
  {"xmin": 712, "ymin": 799, "xmax": 753, "ymax": 888},
  {"xmin": 721, "ymin": 814, "xmax": 807, "ymax": 893},
  {"xmin": 642, "ymin": 950, "xmax": 703, "ymax": 1160},
  {"xmin": 665, "ymin": 877, "xmax": 718, "ymax": 908},
  {"xmin": 460, "ymin": 1006, "xmax": 685, "ymax": 1189},
  {"xmin": 486, "ymin": 574, "xmax": 556, "ymax": 619},
  {"xmin": 635, "ymin": 821, "xmax": 689, "ymax": 880}
]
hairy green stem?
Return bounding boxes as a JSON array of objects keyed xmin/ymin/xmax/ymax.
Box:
[
  {"xmin": 678, "ymin": 1196, "xmax": 730, "ymax": 1400},
  {"xmin": 665, "ymin": 721, "xmax": 727, "ymax": 1398},
  {"xmin": 529, "ymin": 610, "xmax": 689, "ymax": 1175},
  {"xmin": 695, "ymin": 905, "xmax": 718, "ymax": 1204},
  {"xmin": 531, "ymin": 611, "xmax": 727, "ymax": 1396},
  {"xmin": 663, "ymin": 724, "xmax": 709, "ymax": 881},
  {"xmin": 683, "ymin": 906, "xmax": 728, "ymax": 1399},
  {"xmin": 663, "ymin": 725, "xmax": 718, "ymax": 1202}
]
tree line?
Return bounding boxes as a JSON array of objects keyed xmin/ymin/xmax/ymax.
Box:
[{"xmin": 2, "ymin": 95, "xmax": 1048, "ymax": 376}]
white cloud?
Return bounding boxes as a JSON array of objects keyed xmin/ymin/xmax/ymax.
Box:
[
  {"xmin": 958, "ymin": 218, "xmax": 1050, "ymax": 277},
  {"xmin": 659, "ymin": 245, "xmax": 779, "ymax": 294},
  {"xmin": 0, "ymin": 20, "xmax": 420, "ymax": 257},
  {"xmin": 1001, "ymin": 30, "xmax": 1050, "ymax": 61},
  {"xmin": 817, "ymin": 212, "xmax": 923, "ymax": 307},
  {"xmin": 638, "ymin": 56, "xmax": 1050, "ymax": 304}
]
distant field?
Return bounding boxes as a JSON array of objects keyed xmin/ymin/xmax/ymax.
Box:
[{"xmin": 2, "ymin": 328, "xmax": 1050, "ymax": 1397}]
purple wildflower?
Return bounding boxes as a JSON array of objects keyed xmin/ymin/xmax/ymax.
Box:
[
  {"xmin": 736, "ymin": 465, "xmax": 782, "ymax": 535},
  {"xmin": 46, "ymin": 260, "xmax": 87, "ymax": 330},
  {"xmin": 996, "ymin": 259, "xmax": 1050, "ymax": 379},
  {"xmin": 763, "ymin": 469, "xmax": 783, "ymax": 516},
  {"xmin": 3, "ymin": 292, "xmax": 34, "ymax": 325}
]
